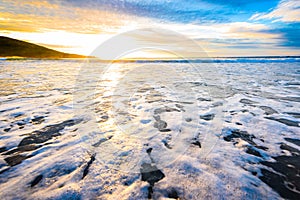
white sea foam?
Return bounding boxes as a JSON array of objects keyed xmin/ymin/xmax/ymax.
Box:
[{"xmin": 0, "ymin": 59, "xmax": 299, "ymax": 199}]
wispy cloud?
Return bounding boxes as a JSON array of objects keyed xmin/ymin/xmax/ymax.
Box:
[
  {"xmin": 0, "ymin": 0, "xmax": 149, "ymax": 34},
  {"xmin": 250, "ymin": 0, "xmax": 300, "ymax": 22},
  {"xmin": 60, "ymin": 0, "xmax": 225, "ymax": 23},
  {"xmin": 181, "ymin": 22, "xmax": 285, "ymax": 55}
]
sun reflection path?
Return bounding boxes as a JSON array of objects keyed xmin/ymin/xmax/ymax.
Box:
[{"xmin": 74, "ymin": 28, "xmax": 224, "ymax": 173}]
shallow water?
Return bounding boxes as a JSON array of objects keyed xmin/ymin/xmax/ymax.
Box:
[{"xmin": 0, "ymin": 59, "xmax": 299, "ymax": 199}]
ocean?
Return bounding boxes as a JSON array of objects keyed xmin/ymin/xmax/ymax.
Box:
[{"xmin": 0, "ymin": 58, "xmax": 299, "ymax": 199}]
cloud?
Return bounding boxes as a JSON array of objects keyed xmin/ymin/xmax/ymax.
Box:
[
  {"xmin": 0, "ymin": 0, "xmax": 150, "ymax": 34},
  {"xmin": 61, "ymin": 0, "xmax": 227, "ymax": 24},
  {"xmin": 164, "ymin": 22, "xmax": 281, "ymax": 43},
  {"xmin": 250, "ymin": 0, "xmax": 300, "ymax": 22},
  {"xmin": 117, "ymin": 21, "xmax": 285, "ymax": 57},
  {"xmin": 270, "ymin": 23, "xmax": 300, "ymax": 48}
]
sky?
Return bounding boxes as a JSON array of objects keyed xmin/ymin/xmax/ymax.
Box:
[{"xmin": 0, "ymin": 0, "xmax": 300, "ymax": 58}]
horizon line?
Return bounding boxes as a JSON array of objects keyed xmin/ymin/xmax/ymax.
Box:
[{"xmin": 2, "ymin": 55, "xmax": 300, "ymax": 61}]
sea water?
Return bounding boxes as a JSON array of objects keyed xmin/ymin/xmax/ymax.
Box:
[{"xmin": 0, "ymin": 59, "xmax": 299, "ymax": 199}]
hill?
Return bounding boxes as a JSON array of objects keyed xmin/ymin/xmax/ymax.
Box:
[{"xmin": 0, "ymin": 36, "xmax": 87, "ymax": 58}]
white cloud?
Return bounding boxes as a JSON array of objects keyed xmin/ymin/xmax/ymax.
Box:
[{"xmin": 250, "ymin": 0, "xmax": 300, "ymax": 22}]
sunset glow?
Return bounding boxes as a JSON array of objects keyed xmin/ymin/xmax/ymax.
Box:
[{"xmin": 1, "ymin": 0, "xmax": 300, "ymax": 58}]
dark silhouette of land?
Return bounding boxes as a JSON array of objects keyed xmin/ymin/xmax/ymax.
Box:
[{"xmin": 0, "ymin": 36, "xmax": 87, "ymax": 58}]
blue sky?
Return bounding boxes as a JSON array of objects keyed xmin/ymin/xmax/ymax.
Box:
[{"xmin": 0, "ymin": 0, "xmax": 299, "ymax": 57}]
